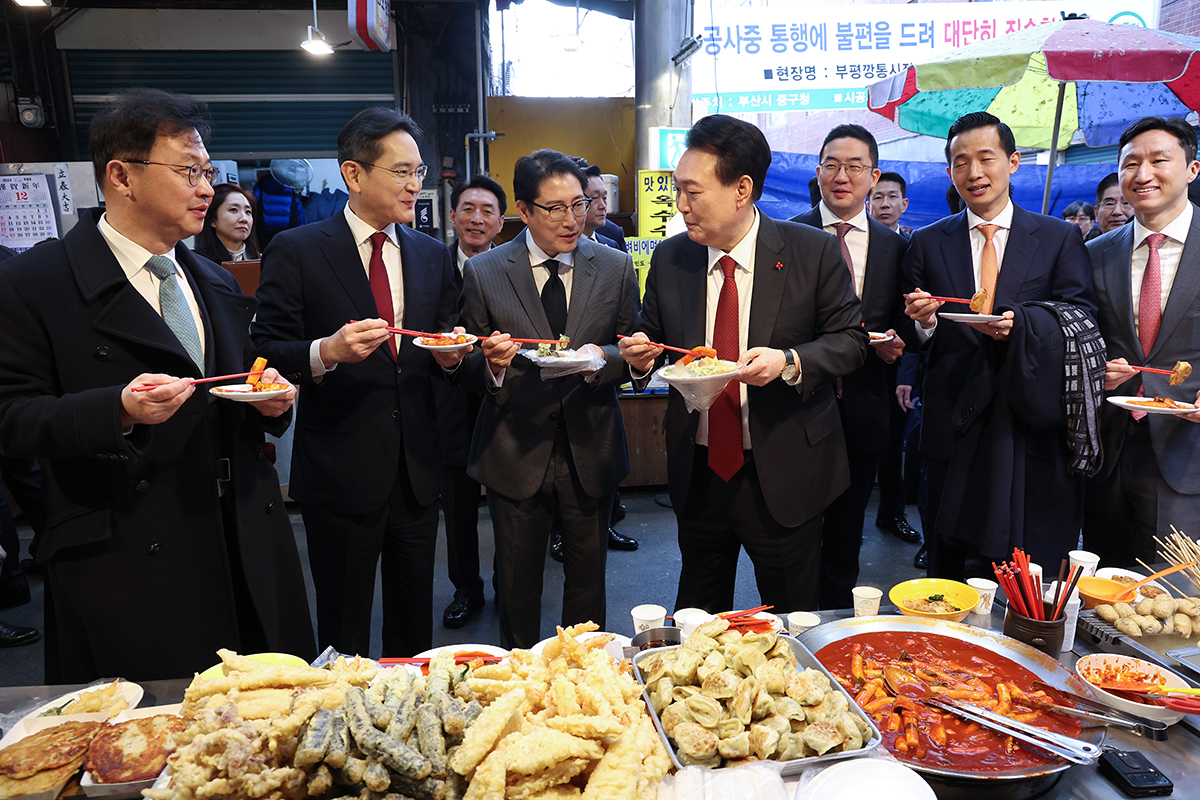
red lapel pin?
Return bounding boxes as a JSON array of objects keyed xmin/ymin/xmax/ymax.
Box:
[{"xmin": 774, "ymin": 261, "xmax": 784, "ymax": 271}]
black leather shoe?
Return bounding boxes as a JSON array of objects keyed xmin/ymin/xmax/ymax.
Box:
[
  {"xmin": 608, "ymin": 528, "xmax": 639, "ymax": 551},
  {"xmin": 0, "ymin": 619, "xmax": 39, "ymax": 647},
  {"xmin": 549, "ymin": 531, "xmax": 564, "ymax": 563},
  {"xmin": 913, "ymin": 545, "xmax": 929, "ymax": 571},
  {"xmin": 877, "ymin": 516, "xmax": 922, "ymax": 544},
  {"xmin": 442, "ymin": 589, "xmax": 484, "ymax": 629}
]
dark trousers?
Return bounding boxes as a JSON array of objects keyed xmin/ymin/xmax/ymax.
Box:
[
  {"xmin": 820, "ymin": 442, "xmax": 885, "ymax": 609},
  {"xmin": 0, "ymin": 484, "xmax": 23, "ymax": 591},
  {"xmin": 676, "ymin": 448, "xmax": 821, "ymax": 614},
  {"xmin": 1083, "ymin": 421, "xmax": 1194, "ymax": 569},
  {"xmin": 924, "ymin": 457, "xmax": 971, "ymax": 581},
  {"xmin": 441, "ymin": 465, "xmax": 483, "ymax": 596},
  {"xmin": 489, "ymin": 428, "xmax": 609, "ymax": 649},
  {"xmin": 876, "ymin": 372, "xmax": 909, "ymax": 523},
  {"xmin": 302, "ymin": 467, "xmax": 438, "ymax": 658}
]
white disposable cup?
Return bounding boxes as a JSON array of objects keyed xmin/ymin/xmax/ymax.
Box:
[
  {"xmin": 680, "ymin": 611, "xmax": 715, "ymax": 638},
  {"xmin": 672, "ymin": 607, "xmax": 704, "ymax": 629},
  {"xmin": 1069, "ymin": 550, "xmax": 1100, "ymax": 577},
  {"xmin": 967, "ymin": 577, "xmax": 998, "ymax": 615},
  {"xmin": 852, "ymin": 586, "xmax": 883, "ymax": 616},
  {"xmin": 631, "ymin": 604, "xmax": 666, "ymax": 634},
  {"xmin": 787, "ymin": 611, "xmax": 821, "ymax": 635}
]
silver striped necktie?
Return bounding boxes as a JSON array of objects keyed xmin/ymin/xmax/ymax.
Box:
[{"xmin": 145, "ymin": 254, "xmax": 204, "ymax": 375}]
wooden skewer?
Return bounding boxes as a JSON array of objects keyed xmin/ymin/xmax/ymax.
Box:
[{"xmin": 1136, "ymin": 557, "xmax": 1187, "ymax": 597}]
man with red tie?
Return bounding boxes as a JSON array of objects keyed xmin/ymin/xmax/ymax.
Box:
[
  {"xmin": 1084, "ymin": 116, "xmax": 1200, "ymax": 568},
  {"xmin": 621, "ymin": 115, "xmax": 867, "ymax": 613},
  {"xmin": 252, "ymin": 108, "xmax": 464, "ymax": 657}
]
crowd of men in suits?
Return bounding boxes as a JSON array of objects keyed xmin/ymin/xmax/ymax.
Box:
[{"xmin": 2, "ymin": 87, "xmax": 1200, "ymax": 681}]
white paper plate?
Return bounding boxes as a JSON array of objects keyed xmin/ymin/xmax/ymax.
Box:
[
  {"xmin": 80, "ymin": 705, "xmax": 184, "ymax": 799},
  {"xmin": 656, "ymin": 360, "xmax": 744, "ymax": 384},
  {"xmin": 1107, "ymin": 396, "xmax": 1198, "ymax": 415},
  {"xmin": 938, "ymin": 312, "xmax": 1005, "ymax": 323},
  {"xmin": 0, "ymin": 680, "xmax": 144, "ymax": 743},
  {"xmin": 1095, "ymin": 568, "xmax": 1167, "ymax": 602},
  {"xmin": 798, "ymin": 758, "xmax": 935, "ymax": 800},
  {"xmin": 519, "ymin": 348, "xmax": 595, "ymax": 369},
  {"xmin": 413, "ymin": 333, "xmax": 477, "ymax": 351},
  {"xmin": 1075, "ymin": 653, "xmax": 1188, "ymax": 726},
  {"xmin": 867, "ymin": 332, "xmax": 894, "ymax": 344},
  {"xmin": 531, "ymin": 632, "xmax": 632, "ymax": 661},
  {"xmin": 412, "ymin": 644, "xmax": 509, "ymax": 660},
  {"xmin": 209, "ymin": 385, "xmax": 291, "ymax": 402}
]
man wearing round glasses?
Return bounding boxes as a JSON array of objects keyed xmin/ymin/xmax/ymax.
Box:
[
  {"xmin": 0, "ymin": 88, "xmax": 314, "ymax": 681},
  {"xmin": 253, "ymin": 107, "xmax": 463, "ymax": 659},
  {"xmin": 457, "ymin": 149, "xmax": 639, "ymax": 649}
]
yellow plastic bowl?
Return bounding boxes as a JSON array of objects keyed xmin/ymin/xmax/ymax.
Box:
[
  {"xmin": 194, "ymin": 652, "xmax": 309, "ymax": 682},
  {"xmin": 889, "ymin": 578, "xmax": 980, "ymax": 623},
  {"xmin": 1077, "ymin": 576, "xmax": 1133, "ymax": 609}
]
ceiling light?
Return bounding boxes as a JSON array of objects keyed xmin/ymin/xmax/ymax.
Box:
[
  {"xmin": 12, "ymin": 0, "xmax": 52, "ymax": 7},
  {"xmin": 301, "ymin": 25, "xmax": 333, "ymax": 55}
]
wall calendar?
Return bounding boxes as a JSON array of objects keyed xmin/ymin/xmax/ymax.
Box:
[{"xmin": 0, "ymin": 173, "xmax": 59, "ymax": 252}]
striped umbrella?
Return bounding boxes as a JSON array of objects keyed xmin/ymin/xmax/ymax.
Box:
[{"xmin": 867, "ymin": 16, "xmax": 1200, "ymax": 212}]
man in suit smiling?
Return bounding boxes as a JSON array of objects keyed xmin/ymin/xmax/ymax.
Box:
[
  {"xmin": 790, "ymin": 124, "xmax": 908, "ymax": 608},
  {"xmin": 457, "ymin": 149, "xmax": 639, "ymax": 649},
  {"xmin": 1084, "ymin": 116, "xmax": 1200, "ymax": 567},
  {"xmin": 621, "ymin": 115, "xmax": 867, "ymax": 614}
]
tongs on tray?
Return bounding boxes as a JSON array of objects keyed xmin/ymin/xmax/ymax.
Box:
[{"xmin": 1033, "ymin": 681, "xmax": 1171, "ymax": 740}]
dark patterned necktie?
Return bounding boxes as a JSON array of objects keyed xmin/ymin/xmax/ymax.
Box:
[
  {"xmin": 542, "ymin": 259, "xmax": 567, "ymax": 337},
  {"xmin": 145, "ymin": 255, "xmax": 204, "ymax": 374}
]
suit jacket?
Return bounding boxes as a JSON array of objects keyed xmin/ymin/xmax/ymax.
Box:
[
  {"xmin": 1089, "ymin": 215, "xmax": 1200, "ymax": 493},
  {"xmin": 251, "ymin": 214, "xmax": 460, "ymax": 512},
  {"xmin": 902, "ymin": 204, "xmax": 1097, "ymax": 463},
  {"xmin": 594, "ymin": 232, "xmax": 621, "ymax": 251},
  {"xmin": 0, "ymin": 208, "xmax": 314, "ymax": 680},
  {"xmin": 457, "ymin": 234, "xmax": 639, "ymax": 501},
  {"xmin": 598, "ymin": 219, "xmax": 628, "ymax": 252},
  {"xmin": 637, "ymin": 213, "xmax": 868, "ymax": 528},
  {"xmin": 790, "ymin": 208, "xmax": 907, "ymax": 451}
]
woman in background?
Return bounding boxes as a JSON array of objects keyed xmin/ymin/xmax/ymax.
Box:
[{"xmin": 195, "ymin": 183, "xmax": 260, "ymax": 262}]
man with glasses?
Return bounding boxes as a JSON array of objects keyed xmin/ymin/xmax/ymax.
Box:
[
  {"xmin": 790, "ymin": 125, "xmax": 909, "ymax": 608},
  {"xmin": 253, "ymin": 107, "xmax": 463, "ymax": 657},
  {"xmin": 457, "ymin": 149, "xmax": 639, "ymax": 649},
  {"xmin": 0, "ymin": 88, "xmax": 314, "ymax": 681},
  {"xmin": 1096, "ymin": 173, "xmax": 1134, "ymax": 235}
]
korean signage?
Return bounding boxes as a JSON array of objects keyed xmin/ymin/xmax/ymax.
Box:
[
  {"xmin": 692, "ymin": 1, "xmax": 1159, "ymax": 113},
  {"xmin": 637, "ymin": 170, "xmax": 677, "ymax": 240},
  {"xmin": 349, "ymin": 0, "xmax": 392, "ymax": 52}
]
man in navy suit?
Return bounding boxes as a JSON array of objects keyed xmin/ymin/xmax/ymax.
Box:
[
  {"xmin": 903, "ymin": 111, "xmax": 1096, "ymax": 579},
  {"xmin": 252, "ymin": 108, "xmax": 464, "ymax": 657},
  {"xmin": 790, "ymin": 125, "xmax": 908, "ymax": 608},
  {"xmin": 1084, "ymin": 116, "xmax": 1200, "ymax": 567}
]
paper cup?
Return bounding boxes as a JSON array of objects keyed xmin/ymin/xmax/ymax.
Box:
[
  {"xmin": 851, "ymin": 586, "xmax": 883, "ymax": 617},
  {"xmin": 631, "ymin": 604, "xmax": 666, "ymax": 633},
  {"xmin": 787, "ymin": 611, "xmax": 821, "ymax": 635},
  {"xmin": 680, "ymin": 611, "xmax": 715, "ymax": 638},
  {"xmin": 967, "ymin": 577, "xmax": 998, "ymax": 615},
  {"xmin": 672, "ymin": 607, "xmax": 704, "ymax": 628},
  {"xmin": 1069, "ymin": 550, "xmax": 1100, "ymax": 577}
]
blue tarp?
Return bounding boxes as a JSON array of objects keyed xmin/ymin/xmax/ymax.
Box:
[{"xmin": 761, "ymin": 150, "xmax": 1117, "ymax": 231}]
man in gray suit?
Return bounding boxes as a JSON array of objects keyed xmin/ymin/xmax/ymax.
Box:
[
  {"xmin": 1084, "ymin": 116, "xmax": 1200, "ymax": 567},
  {"xmin": 457, "ymin": 149, "xmax": 639, "ymax": 649}
]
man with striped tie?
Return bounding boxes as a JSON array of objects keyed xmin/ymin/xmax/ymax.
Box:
[{"xmin": 1084, "ymin": 116, "xmax": 1200, "ymax": 568}]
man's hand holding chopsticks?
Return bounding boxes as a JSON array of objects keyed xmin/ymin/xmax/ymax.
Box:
[
  {"xmin": 618, "ymin": 331, "xmax": 662, "ymax": 374},
  {"xmin": 482, "ymin": 331, "xmax": 520, "ymax": 376},
  {"xmin": 120, "ymin": 373, "xmax": 194, "ymax": 427},
  {"xmin": 904, "ymin": 288, "xmax": 941, "ymax": 329},
  {"xmin": 318, "ymin": 319, "xmax": 392, "ymax": 367}
]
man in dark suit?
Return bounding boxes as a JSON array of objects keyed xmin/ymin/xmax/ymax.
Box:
[
  {"xmin": 252, "ymin": 108, "xmax": 464, "ymax": 657},
  {"xmin": 1084, "ymin": 116, "xmax": 1200, "ymax": 567},
  {"xmin": 621, "ymin": 115, "xmax": 867, "ymax": 614},
  {"xmin": 790, "ymin": 125, "xmax": 908, "ymax": 608},
  {"xmin": 438, "ymin": 175, "xmax": 505, "ymax": 628},
  {"xmin": 904, "ymin": 111, "xmax": 1097, "ymax": 579},
  {"xmin": 0, "ymin": 88, "xmax": 314, "ymax": 681},
  {"xmin": 457, "ymin": 149, "xmax": 639, "ymax": 649}
]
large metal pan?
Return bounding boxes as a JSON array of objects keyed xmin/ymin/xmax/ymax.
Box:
[{"xmin": 798, "ymin": 616, "xmax": 1107, "ymax": 800}]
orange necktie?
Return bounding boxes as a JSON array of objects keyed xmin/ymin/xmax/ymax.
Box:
[{"xmin": 977, "ymin": 223, "xmax": 1000, "ymax": 315}]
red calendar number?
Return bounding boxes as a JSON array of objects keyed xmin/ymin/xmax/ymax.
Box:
[{"xmin": 14, "ymin": 191, "xmax": 28, "ymax": 201}]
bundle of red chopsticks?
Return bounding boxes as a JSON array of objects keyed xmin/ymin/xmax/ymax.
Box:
[
  {"xmin": 718, "ymin": 605, "xmax": 777, "ymax": 633},
  {"xmin": 992, "ymin": 550, "xmax": 1082, "ymax": 622}
]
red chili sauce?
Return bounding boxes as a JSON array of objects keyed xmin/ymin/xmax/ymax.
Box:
[{"xmin": 816, "ymin": 631, "xmax": 1083, "ymax": 772}]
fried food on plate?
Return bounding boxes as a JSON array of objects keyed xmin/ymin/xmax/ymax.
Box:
[
  {"xmin": 86, "ymin": 714, "xmax": 188, "ymax": 784},
  {"xmin": 0, "ymin": 720, "xmax": 102, "ymax": 780},
  {"xmin": 969, "ymin": 288, "xmax": 989, "ymax": 313},
  {"xmin": 0, "ymin": 755, "xmax": 86, "ymax": 799}
]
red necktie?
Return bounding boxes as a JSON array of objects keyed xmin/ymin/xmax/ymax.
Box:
[
  {"xmin": 709, "ymin": 255, "xmax": 743, "ymax": 482},
  {"xmin": 834, "ymin": 222, "xmax": 856, "ymax": 294},
  {"xmin": 369, "ymin": 231, "xmax": 397, "ymax": 359},
  {"xmin": 1133, "ymin": 233, "xmax": 1167, "ymax": 420}
]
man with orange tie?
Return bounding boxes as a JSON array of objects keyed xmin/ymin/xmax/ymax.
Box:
[
  {"xmin": 903, "ymin": 112, "xmax": 1097, "ymax": 580},
  {"xmin": 253, "ymin": 108, "xmax": 464, "ymax": 657},
  {"xmin": 620, "ymin": 115, "xmax": 866, "ymax": 613},
  {"xmin": 1084, "ymin": 116, "xmax": 1200, "ymax": 568}
]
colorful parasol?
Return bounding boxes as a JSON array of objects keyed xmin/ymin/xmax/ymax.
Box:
[{"xmin": 868, "ymin": 16, "xmax": 1200, "ymax": 212}]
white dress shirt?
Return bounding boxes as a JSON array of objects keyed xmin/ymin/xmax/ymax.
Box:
[
  {"xmin": 310, "ymin": 204, "xmax": 405, "ymax": 376},
  {"xmin": 1131, "ymin": 202, "xmax": 1192, "ymax": 334},
  {"xmin": 527, "ymin": 229, "xmax": 575, "ymax": 304},
  {"xmin": 818, "ymin": 202, "xmax": 870, "ymax": 298},
  {"xmin": 99, "ymin": 213, "xmax": 206, "ymax": 359}
]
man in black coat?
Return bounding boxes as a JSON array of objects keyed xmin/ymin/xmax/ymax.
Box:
[
  {"xmin": 0, "ymin": 89, "xmax": 314, "ymax": 681},
  {"xmin": 790, "ymin": 125, "xmax": 908, "ymax": 608},
  {"xmin": 252, "ymin": 108, "xmax": 464, "ymax": 657}
]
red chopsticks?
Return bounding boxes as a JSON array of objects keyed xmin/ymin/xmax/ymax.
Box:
[
  {"xmin": 617, "ymin": 334, "xmax": 703, "ymax": 358},
  {"xmin": 352, "ymin": 322, "xmax": 555, "ymax": 346},
  {"xmin": 903, "ymin": 293, "xmax": 977, "ymax": 304},
  {"xmin": 131, "ymin": 370, "xmax": 264, "ymax": 392},
  {"xmin": 993, "ymin": 549, "xmax": 1047, "ymax": 620},
  {"xmin": 1127, "ymin": 365, "xmax": 1176, "ymax": 376},
  {"xmin": 1053, "ymin": 564, "xmax": 1084, "ymax": 622},
  {"xmin": 718, "ymin": 605, "xmax": 776, "ymax": 632}
]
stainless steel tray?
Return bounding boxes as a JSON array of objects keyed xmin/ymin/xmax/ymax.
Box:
[{"xmin": 631, "ymin": 635, "xmax": 881, "ymax": 775}]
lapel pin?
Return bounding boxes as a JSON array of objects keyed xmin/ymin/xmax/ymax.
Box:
[{"xmin": 774, "ymin": 262, "xmax": 783, "ymax": 271}]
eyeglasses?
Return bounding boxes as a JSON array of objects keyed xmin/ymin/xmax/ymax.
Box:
[
  {"xmin": 820, "ymin": 162, "xmax": 872, "ymax": 178},
  {"xmin": 354, "ymin": 161, "xmax": 428, "ymax": 184},
  {"xmin": 1066, "ymin": 214, "xmax": 1092, "ymax": 222},
  {"xmin": 530, "ymin": 198, "xmax": 591, "ymax": 221},
  {"xmin": 122, "ymin": 160, "xmax": 221, "ymax": 187},
  {"xmin": 1099, "ymin": 199, "xmax": 1132, "ymax": 209}
]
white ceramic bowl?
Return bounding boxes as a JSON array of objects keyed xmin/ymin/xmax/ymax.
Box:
[{"xmin": 1075, "ymin": 653, "xmax": 1188, "ymax": 725}]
